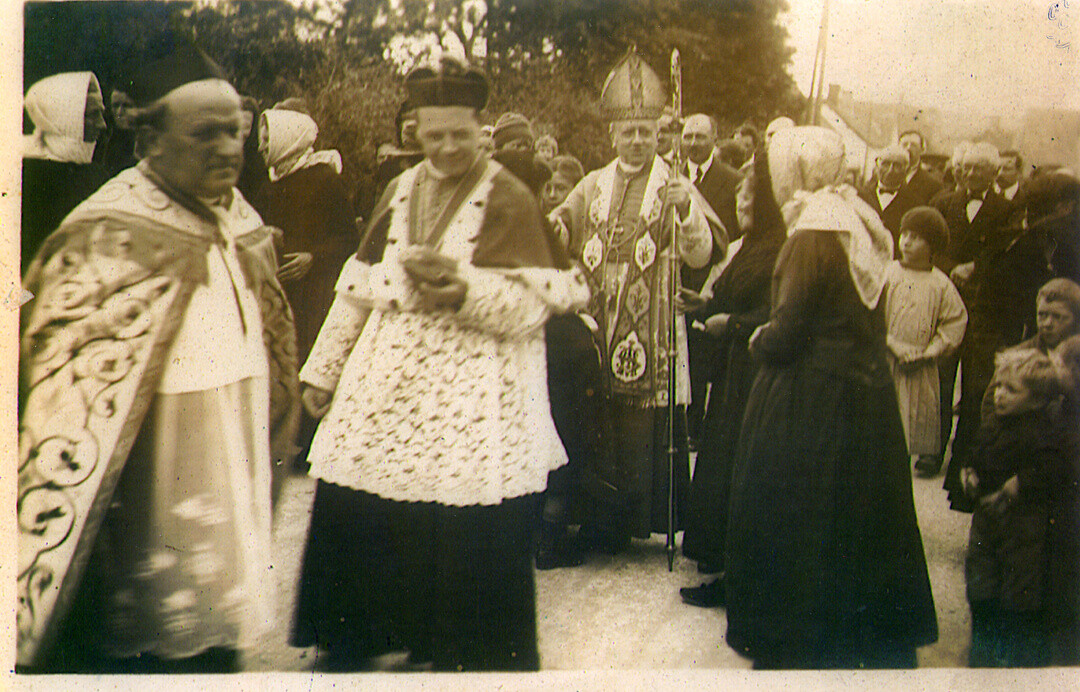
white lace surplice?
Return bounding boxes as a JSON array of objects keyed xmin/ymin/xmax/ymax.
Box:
[{"xmin": 303, "ymin": 162, "xmax": 590, "ymax": 506}]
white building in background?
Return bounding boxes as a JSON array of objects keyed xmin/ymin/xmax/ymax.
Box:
[
  {"xmin": 817, "ymin": 102, "xmax": 877, "ymax": 183},
  {"xmin": 819, "ymin": 83, "xmax": 1080, "ymax": 180}
]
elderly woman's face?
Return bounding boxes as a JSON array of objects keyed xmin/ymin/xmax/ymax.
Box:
[{"xmin": 84, "ymin": 83, "xmax": 107, "ymax": 143}]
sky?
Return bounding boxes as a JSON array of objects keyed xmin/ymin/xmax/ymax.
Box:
[{"xmin": 779, "ymin": 0, "xmax": 1079, "ymax": 117}]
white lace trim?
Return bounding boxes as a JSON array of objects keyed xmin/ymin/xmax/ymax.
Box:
[
  {"xmin": 308, "ymin": 310, "xmax": 566, "ymax": 505},
  {"xmin": 306, "ymin": 160, "xmax": 582, "ymax": 505}
]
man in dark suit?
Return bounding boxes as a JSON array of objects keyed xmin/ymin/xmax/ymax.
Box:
[
  {"xmin": 859, "ymin": 144, "xmax": 921, "ymax": 253},
  {"xmin": 995, "ymin": 149, "xmax": 1030, "ymax": 228},
  {"xmin": 931, "ymin": 142, "xmax": 1017, "ymax": 502},
  {"xmin": 679, "ymin": 112, "xmax": 740, "ymax": 448},
  {"xmin": 995, "ymin": 149, "xmax": 1027, "ymax": 203},
  {"xmin": 682, "ymin": 113, "xmax": 741, "ymax": 242},
  {"xmin": 899, "ymin": 128, "xmax": 945, "ymax": 204}
]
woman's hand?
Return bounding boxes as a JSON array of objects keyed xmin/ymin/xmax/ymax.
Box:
[
  {"xmin": 301, "ymin": 384, "xmax": 333, "ymax": 418},
  {"xmin": 278, "ymin": 252, "xmax": 314, "ymax": 282},
  {"xmin": 980, "ymin": 475, "xmax": 1019, "ymax": 515},
  {"xmin": 950, "ymin": 262, "xmax": 974, "ymax": 286},
  {"xmin": 704, "ymin": 313, "xmax": 731, "ymax": 337},
  {"xmin": 675, "ymin": 287, "xmax": 707, "ymax": 315},
  {"xmin": 961, "ymin": 467, "xmax": 979, "ymax": 498}
]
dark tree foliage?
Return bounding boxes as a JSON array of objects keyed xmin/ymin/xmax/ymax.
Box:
[
  {"xmin": 24, "ymin": 0, "xmax": 804, "ymax": 208},
  {"xmin": 24, "ymin": 2, "xmax": 182, "ymax": 100},
  {"xmin": 185, "ymin": 1, "xmax": 327, "ymax": 100},
  {"xmin": 481, "ymin": 0, "xmax": 804, "ymax": 170}
]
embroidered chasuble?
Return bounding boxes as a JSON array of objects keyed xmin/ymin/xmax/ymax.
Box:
[
  {"xmin": 17, "ymin": 165, "xmax": 299, "ymax": 668},
  {"xmin": 554, "ymin": 156, "xmax": 716, "ymax": 405}
]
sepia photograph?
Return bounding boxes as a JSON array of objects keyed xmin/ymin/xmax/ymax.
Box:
[{"xmin": 5, "ymin": 0, "xmax": 1080, "ymax": 688}]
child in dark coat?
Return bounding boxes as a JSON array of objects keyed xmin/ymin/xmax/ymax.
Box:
[{"xmin": 962, "ymin": 348, "xmax": 1066, "ymax": 666}]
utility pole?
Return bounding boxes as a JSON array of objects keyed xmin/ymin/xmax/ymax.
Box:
[{"xmin": 806, "ymin": 0, "xmax": 830, "ymax": 126}]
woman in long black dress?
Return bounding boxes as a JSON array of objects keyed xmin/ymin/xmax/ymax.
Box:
[
  {"xmin": 255, "ymin": 108, "xmax": 357, "ymax": 360},
  {"xmin": 254, "ymin": 109, "xmax": 358, "ymax": 466},
  {"xmin": 680, "ymin": 145, "xmax": 787, "ymax": 605},
  {"xmin": 724, "ymin": 127, "xmax": 938, "ymax": 668}
]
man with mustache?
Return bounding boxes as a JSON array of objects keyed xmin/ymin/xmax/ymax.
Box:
[
  {"xmin": 17, "ymin": 42, "xmax": 299, "ymax": 673},
  {"xmin": 932, "ymin": 142, "xmax": 1017, "ymax": 498}
]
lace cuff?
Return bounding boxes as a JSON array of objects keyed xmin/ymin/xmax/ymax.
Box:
[
  {"xmin": 299, "ymin": 259, "xmax": 372, "ymax": 391},
  {"xmin": 501, "ymin": 265, "xmax": 591, "ymax": 315},
  {"xmin": 452, "ymin": 265, "xmax": 556, "ymax": 338}
]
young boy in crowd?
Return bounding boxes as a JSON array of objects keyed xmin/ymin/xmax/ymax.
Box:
[
  {"xmin": 883, "ymin": 207, "xmax": 968, "ymax": 476},
  {"xmin": 962, "ymin": 348, "xmax": 1066, "ymax": 666}
]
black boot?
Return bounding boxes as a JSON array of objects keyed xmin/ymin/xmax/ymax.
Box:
[
  {"xmin": 914, "ymin": 454, "xmax": 943, "ymax": 477},
  {"xmin": 536, "ymin": 520, "xmax": 586, "ymax": 570},
  {"xmin": 679, "ymin": 577, "xmax": 725, "ymax": 608}
]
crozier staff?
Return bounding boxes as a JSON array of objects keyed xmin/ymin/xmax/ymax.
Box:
[{"xmin": 549, "ymin": 49, "xmax": 725, "ymax": 554}]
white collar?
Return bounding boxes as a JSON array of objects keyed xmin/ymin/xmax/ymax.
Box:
[
  {"xmin": 689, "ymin": 152, "xmax": 714, "ymax": 176},
  {"xmin": 423, "ymin": 158, "xmax": 450, "ymax": 180}
]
